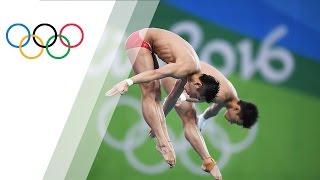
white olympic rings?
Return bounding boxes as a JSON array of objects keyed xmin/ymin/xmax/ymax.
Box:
[{"xmin": 97, "ymin": 96, "xmax": 258, "ymax": 175}]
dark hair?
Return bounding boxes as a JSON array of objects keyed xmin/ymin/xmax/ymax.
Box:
[
  {"xmin": 198, "ymin": 74, "xmax": 220, "ymax": 103},
  {"xmin": 238, "ymin": 100, "xmax": 259, "ymax": 128}
]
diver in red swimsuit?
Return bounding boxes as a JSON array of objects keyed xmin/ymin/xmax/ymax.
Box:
[{"xmin": 106, "ymin": 28, "xmax": 221, "ymax": 179}]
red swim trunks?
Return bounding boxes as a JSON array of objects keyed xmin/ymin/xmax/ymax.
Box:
[{"xmin": 125, "ymin": 31, "xmax": 152, "ymax": 52}]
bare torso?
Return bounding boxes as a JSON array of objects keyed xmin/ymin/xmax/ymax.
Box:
[
  {"xmin": 199, "ymin": 61, "xmax": 238, "ymax": 104},
  {"xmin": 140, "ymin": 28, "xmax": 200, "ymax": 69}
]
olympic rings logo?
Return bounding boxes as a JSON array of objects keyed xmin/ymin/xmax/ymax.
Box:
[
  {"xmin": 6, "ymin": 23, "xmax": 84, "ymax": 60},
  {"xmin": 97, "ymin": 96, "xmax": 259, "ymax": 175}
]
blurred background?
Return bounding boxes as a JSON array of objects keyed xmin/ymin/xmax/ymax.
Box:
[{"xmin": 87, "ymin": 0, "xmax": 320, "ymax": 179}]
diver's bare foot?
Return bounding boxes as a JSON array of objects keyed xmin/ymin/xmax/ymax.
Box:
[
  {"xmin": 156, "ymin": 142, "xmax": 176, "ymax": 168},
  {"xmin": 201, "ymin": 157, "xmax": 222, "ymax": 180}
]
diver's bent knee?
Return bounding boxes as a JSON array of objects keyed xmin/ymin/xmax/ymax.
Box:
[
  {"xmin": 140, "ymin": 82, "xmax": 156, "ymax": 93},
  {"xmin": 185, "ymin": 108, "xmax": 197, "ymax": 120}
]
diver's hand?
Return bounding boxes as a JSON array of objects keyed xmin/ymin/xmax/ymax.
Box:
[{"xmin": 105, "ymin": 80, "xmax": 129, "ymax": 96}]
